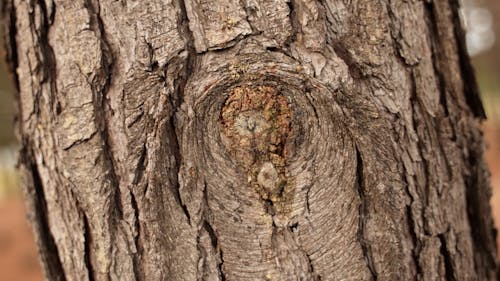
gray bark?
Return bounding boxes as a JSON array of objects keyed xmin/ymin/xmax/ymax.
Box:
[{"xmin": 1, "ymin": 0, "xmax": 498, "ymax": 280}]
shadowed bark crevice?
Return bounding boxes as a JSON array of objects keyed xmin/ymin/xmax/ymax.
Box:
[
  {"xmin": 330, "ymin": 42, "xmax": 364, "ymax": 79},
  {"xmin": 168, "ymin": 59, "xmax": 192, "ymax": 225},
  {"xmin": 219, "ymin": 252, "xmax": 226, "ymax": 281},
  {"xmin": 129, "ymin": 191, "xmax": 142, "ymax": 281},
  {"xmin": 409, "ymin": 101, "xmax": 432, "ymax": 237},
  {"xmin": 168, "ymin": 109, "xmax": 191, "ymax": 226},
  {"xmin": 168, "ymin": 0, "xmax": 199, "ymax": 226},
  {"xmin": 385, "ymin": 2, "xmax": 418, "ymax": 68},
  {"xmin": 355, "ymin": 146, "xmax": 378, "ymax": 281},
  {"xmin": 270, "ymin": 222, "xmax": 319, "ymax": 280},
  {"xmin": 284, "ymin": 0, "xmax": 298, "ymax": 49},
  {"xmin": 83, "ymin": 214, "xmax": 96, "ymax": 281},
  {"xmin": 28, "ymin": 159, "xmax": 67, "ymax": 281},
  {"xmin": 132, "ymin": 144, "xmax": 147, "ymax": 185},
  {"xmin": 204, "ymin": 220, "xmax": 227, "ymax": 280},
  {"xmin": 84, "ymin": 0, "xmax": 122, "ymax": 222},
  {"xmin": 448, "ymin": 0, "xmax": 485, "ymax": 119},
  {"xmin": 32, "ymin": 0, "xmax": 57, "ymax": 83},
  {"xmin": 239, "ymin": 0, "xmax": 261, "ymax": 35},
  {"xmin": 177, "ymin": 0, "xmax": 196, "ymax": 58},
  {"xmin": 305, "ymin": 254, "xmax": 317, "ymax": 280},
  {"xmin": 406, "ymin": 203, "xmax": 422, "ymax": 278},
  {"xmin": 438, "ymin": 233, "xmax": 455, "ymax": 281},
  {"xmin": 203, "ymin": 221, "xmax": 218, "ymax": 253},
  {"xmin": 423, "ymin": 1, "xmax": 450, "ymax": 118},
  {"xmin": 23, "ymin": 0, "xmax": 58, "ymax": 122},
  {"xmin": 464, "ymin": 142, "xmax": 498, "ymax": 277},
  {"xmin": 171, "ymin": 130, "xmax": 192, "ymax": 225},
  {"xmin": 423, "ymin": 1, "xmax": 496, "ymax": 279}
]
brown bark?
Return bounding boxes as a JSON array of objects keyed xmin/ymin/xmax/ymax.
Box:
[{"xmin": 1, "ymin": 0, "xmax": 498, "ymax": 280}]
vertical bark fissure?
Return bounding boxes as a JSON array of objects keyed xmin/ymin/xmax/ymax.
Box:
[
  {"xmin": 32, "ymin": 0, "xmax": 57, "ymax": 84},
  {"xmin": 412, "ymin": 102, "xmax": 433, "ymax": 236},
  {"xmin": 203, "ymin": 220, "xmax": 227, "ymax": 281},
  {"xmin": 83, "ymin": 0, "xmax": 121, "ymax": 218},
  {"xmin": 238, "ymin": 0, "xmax": 259, "ymax": 35},
  {"xmin": 423, "ymin": 1, "xmax": 449, "ymax": 118},
  {"xmin": 170, "ymin": 126, "xmax": 191, "ymax": 225},
  {"xmin": 132, "ymin": 144, "xmax": 147, "ymax": 185},
  {"xmin": 168, "ymin": 76, "xmax": 191, "ymax": 224},
  {"xmin": 28, "ymin": 159, "xmax": 67, "ymax": 281},
  {"xmin": 83, "ymin": 0, "xmax": 116, "ymax": 170},
  {"xmin": 438, "ymin": 233, "xmax": 455, "ymax": 281},
  {"xmin": 196, "ymin": 180, "xmax": 226, "ymax": 280},
  {"xmin": 129, "ymin": 191, "xmax": 142, "ymax": 281},
  {"xmin": 385, "ymin": 1, "xmax": 416, "ymax": 68},
  {"xmin": 355, "ymin": 146, "xmax": 377, "ymax": 281},
  {"xmin": 219, "ymin": 248, "xmax": 226, "ymax": 281},
  {"xmin": 269, "ymin": 218, "xmax": 318, "ymax": 279},
  {"xmin": 304, "ymin": 183, "xmax": 312, "ymax": 215},
  {"xmin": 167, "ymin": 0, "xmax": 199, "ymax": 226},
  {"xmin": 83, "ymin": 213, "xmax": 96, "ymax": 281},
  {"xmin": 396, "ymin": 73, "xmax": 425, "ymax": 280},
  {"xmin": 82, "ymin": 3, "xmax": 126, "ymax": 280},
  {"xmin": 304, "ymin": 253, "xmax": 317, "ymax": 280},
  {"xmin": 426, "ymin": 1, "xmax": 496, "ymax": 279},
  {"xmin": 407, "ymin": 74, "xmax": 424, "ymax": 278},
  {"xmin": 448, "ymin": 0, "xmax": 485, "ymax": 119},
  {"xmin": 285, "ymin": 0, "xmax": 298, "ymax": 49},
  {"xmin": 408, "ymin": 74, "xmax": 432, "ymax": 237},
  {"xmin": 464, "ymin": 145, "xmax": 497, "ymax": 275},
  {"xmin": 177, "ymin": 0, "xmax": 197, "ymax": 61},
  {"xmin": 406, "ymin": 205, "xmax": 421, "ymax": 278},
  {"xmin": 27, "ymin": 0, "xmax": 58, "ymax": 121},
  {"xmin": 330, "ymin": 42, "xmax": 363, "ymax": 80}
]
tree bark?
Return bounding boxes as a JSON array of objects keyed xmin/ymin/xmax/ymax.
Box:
[{"xmin": 1, "ymin": 0, "xmax": 498, "ymax": 280}]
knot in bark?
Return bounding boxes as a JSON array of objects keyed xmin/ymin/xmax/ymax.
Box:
[
  {"xmin": 221, "ymin": 85, "xmax": 291, "ymax": 201},
  {"xmin": 221, "ymin": 85, "xmax": 291, "ymax": 168}
]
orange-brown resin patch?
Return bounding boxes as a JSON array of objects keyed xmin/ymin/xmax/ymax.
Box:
[{"xmin": 221, "ymin": 85, "xmax": 292, "ymax": 200}]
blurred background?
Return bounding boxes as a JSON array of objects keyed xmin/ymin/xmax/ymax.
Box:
[{"xmin": 1, "ymin": 1, "xmax": 500, "ymax": 279}]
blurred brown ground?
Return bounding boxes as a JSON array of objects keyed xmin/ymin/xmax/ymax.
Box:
[
  {"xmin": 0, "ymin": 198, "xmax": 41, "ymax": 281},
  {"xmin": 1, "ymin": 1, "xmax": 500, "ymax": 280}
]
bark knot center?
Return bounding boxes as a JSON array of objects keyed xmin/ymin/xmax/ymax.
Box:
[
  {"xmin": 221, "ymin": 85, "xmax": 291, "ymax": 166},
  {"xmin": 221, "ymin": 85, "xmax": 292, "ymax": 201}
]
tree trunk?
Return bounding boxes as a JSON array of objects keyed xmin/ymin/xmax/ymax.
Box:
[{"xmin": 1, "ymin": 0, "xmax": 498, "ymax": 280}]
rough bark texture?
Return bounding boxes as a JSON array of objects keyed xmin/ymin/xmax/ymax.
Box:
[{"xmin": 1, "ymin": 0, "xmax": 498, "ymax": 280}]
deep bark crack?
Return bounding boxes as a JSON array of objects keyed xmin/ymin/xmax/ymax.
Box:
[
  {"xmin": 167, "ymin": 0, "xmax": 197, "ymax": 226},
  {"xmin": 130, "ymin": 191, "xmax": 142, "ymax": 281},
  {"xmin": 447, "ymin": 0, "xmax": 485, "ymax": 119},
  {"xmin": 438, "ymin": 233, "xmax": 455, "ymax": 281},
  {"xmin": 28, "ymin": 160, "xmax": 67, "ymax": 281},
  {"xmin": 204, "ymin": 220, "xmax": 227, "ymax": 281},
  {"xmin": 83, "ymin": 214, "xmax": 96, "ymax": 281},
  {"xmin": 305, "ymin": 254, "xmax": 319, "ymax": 281},
  {"xmin": 406, "ymin": 204, "xmax": 422, "ymax": 278},
  {"xmin": 84, "ymin": 0, "xmax": 120, "ymax": 220},
  {"xmin": 132, "ymin": 144, "xmax": 147, "ymax": 185},
  {"xmin": 355, "ymin": 146, "xmax": 378, "ymax": 281},
  {"xmin": 284, "ymin": 0, "xmax": 298, "ymax": 49},
  {"xmin": 422, "ymin": 2, "xmax": 450, "ymax": 118}
]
